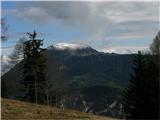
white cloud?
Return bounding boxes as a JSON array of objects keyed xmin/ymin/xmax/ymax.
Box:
[
  {"xmin": 101, "ymin": 46, "xmax": 149, "ymax": 54},
  {"xmin": 2, "ymin": 1, "xmax": 159, "ymax": 52},
  {"xmin": 0, "ymin": 46, "xmax": 14, "ymax": 52},
  {"xmin": 52, "ymin": 43, "xmax": 90, "ymax": 50},
  {"xmin": 1, "ymin": 55, "xmax": 9, "ymax": 63}
]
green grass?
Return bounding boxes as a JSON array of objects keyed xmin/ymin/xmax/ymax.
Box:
[{"xmin": 1, "ymin": 98, "xmax": 116, "ymax": 120}]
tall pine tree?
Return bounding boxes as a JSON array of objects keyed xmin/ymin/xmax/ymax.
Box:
[
  {"xmin": 22, "ymin": 30, "xmax": 46, "ymax": 104},
  {"xmin": 123, "ymin": 31, "xmax": 160, "ymax": 119},
  {"xmin": 145, "ymin": 31, "xmax": 159, "ymax": 118},
  {"xmin": 123, "ymin": 51, "xmax": 147, "ymax": 119}
]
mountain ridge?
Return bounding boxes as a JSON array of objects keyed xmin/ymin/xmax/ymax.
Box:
[
  {"xmin": 50, "ymin": 43, "xmax": 91, "ymax": 50},
  {"xmin": 48, "ymin": 43, "xmax": 99, "ymax": 56},
  {"xmin": 2, "ymin": 45, "xmax": 134, "ymax": 117}
]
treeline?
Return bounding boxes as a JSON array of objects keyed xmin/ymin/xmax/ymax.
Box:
[{"xmin": 123, "ymin": 31, "xmax": 160, "ymax": 119}]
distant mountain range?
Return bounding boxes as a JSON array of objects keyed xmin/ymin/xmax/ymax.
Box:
[{"xmin": 2, "ymin": 43, "xmax": 134, "ymax": 117}]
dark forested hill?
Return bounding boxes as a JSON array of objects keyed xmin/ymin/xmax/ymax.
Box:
[
  {"xmin": 47, "ymin": 46, "xmax": 134, "ymax": 88},
  {"xmin": 2, "ymin": 44, "xmax": 134, "ymax": 117}
]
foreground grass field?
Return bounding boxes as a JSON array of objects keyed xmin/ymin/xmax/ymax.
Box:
[{"xmin": 1, "ymin": 98, "xmax": 116, "ymax": 120}]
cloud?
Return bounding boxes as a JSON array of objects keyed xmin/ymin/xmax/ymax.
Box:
[
  {"xmin": 0, "ymin": 46, "xmax": 14, "ymax": 51},
  {"xmin": 2, "ymin": 1, "xmax": 159, "ymax": 52},
  {"xmin": 4, "ymin": 2, "xmax": 158, "ymax": 27},
  {"xmin": 1, "ymin": 55, "xmax": 9, "ymax": 63},
  {"xmin": 101, "ymin": 46, "xmax": 149, "ymax": 54},
  {"xmin": 1, "ymin": 55, "xmax": 10, "ymax": 74}
]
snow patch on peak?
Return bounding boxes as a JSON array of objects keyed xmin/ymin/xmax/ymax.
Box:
[{"xmin": 53, "ymin": 43, "xmax": 90, "ymax": 50}]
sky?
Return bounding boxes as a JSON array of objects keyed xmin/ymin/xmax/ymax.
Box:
[{"xmin": 1, "ymin": 1, "xmax": 159, "ymax": 58}]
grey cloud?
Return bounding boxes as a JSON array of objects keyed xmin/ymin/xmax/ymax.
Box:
[{"xmin": 2, "ymin": 1, "xmax": 159, "ymax": 50}]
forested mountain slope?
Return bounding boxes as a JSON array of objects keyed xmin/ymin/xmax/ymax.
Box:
[{"xmin": 2, "ymin": 44, "xmax": 134, "ymax": 117}]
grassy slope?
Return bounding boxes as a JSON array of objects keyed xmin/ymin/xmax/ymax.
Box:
[{"xmin": 1, "ymin": 98, "xmax": 116, "ymax": 120}]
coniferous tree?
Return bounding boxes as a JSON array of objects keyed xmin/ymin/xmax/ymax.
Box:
[
  {"xmin": 145, "ymin": 31, "xmax": 159, "ymax": 118},
  {"xmin": 123, "ymin": 51, "xmax": 147, "ymax": 119},
  {"xmin": 22, "ymin": 30, "xmax": 46, "ymax": 104},
  {"xmin": 123, "ymin": 31, "xmax": 160, "ymax": 119},
  {"xmin": 1, "ymin": 78, "xmax": 8, "ymax": 97}
]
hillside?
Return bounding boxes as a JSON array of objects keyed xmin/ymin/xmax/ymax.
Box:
[
  {"xmin": 1, "ymin": 44, "xmax": 134, "ymax": 117},
  {"xmin": 1, "ymin": 98, "xmax": 116, "ymax": 120},
  {"xmin": 2, "ymin": 46, "xmax": 133, "ymax": 96}
]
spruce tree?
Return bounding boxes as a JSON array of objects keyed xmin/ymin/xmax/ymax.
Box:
[
  {"xmin": 145, "ymin": 31, "xmax": 159, "ymax": 118},
  {"xmin": 123, "ymin": 51, "xmax": 147, "ymax": 119},
  {"xmin": 1, "ymin": 78, "xmax": 8, "ymax": 97},
  {"xmin": 123, "ymin": 31, "xmax": 160, "ymax": 119},
  {"xmin": 22, "ymin": 30, "xmax": 46, "ymax": 104}
]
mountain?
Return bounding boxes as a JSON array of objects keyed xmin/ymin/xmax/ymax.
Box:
[
  {"xmin": 51, "ymin": 43, "xmax": 91, "ymax": 50},
  {"xmin": 1, "ymin": 43, "xmax": 134, "ymax": 118},
  {"xmin": 48, "ymin": 43, "xmax": 99, "ymax": 56}
]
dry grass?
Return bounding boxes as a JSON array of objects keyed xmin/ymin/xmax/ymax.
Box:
[{"xmin": 1, "ymin": 98, "xmax": 117, "ymax": 120}]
